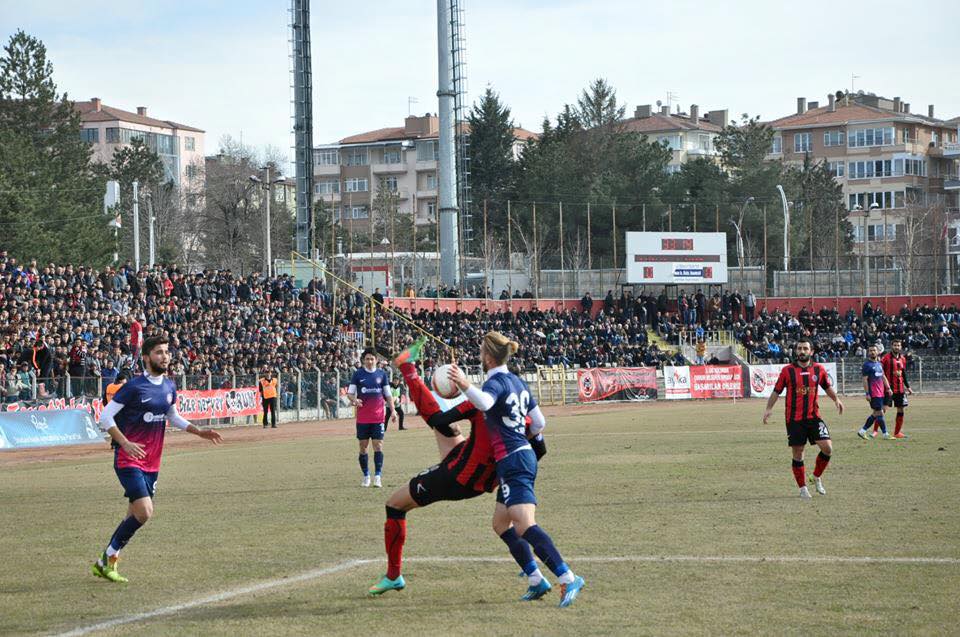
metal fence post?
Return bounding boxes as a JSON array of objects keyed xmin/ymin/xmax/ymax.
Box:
[
  {"xmin": 314, "ymin": 367, "xmax": 322, "ymax": 420},
  {"xmin": 560, "ymin": 365, "xmax": 567, "ymax": 405},
  {"xmin": 206, "ymin": 371, "xmax": 212, "ymax": 391},
  {"xmin": 30, "ymin": 371, "xmax": 37, "ymax": 400},
  {"xmin": 65, "ymin": 372, "xmax": 71, "ymax": 398},
  {"xmin": 296, "ymin": 368, "xmax": 302, "ymax": 421},
  {"xmin": 918, "ymin": 358, "xmax": 923, "ymax": 394},
  {"xmin": 96, "ymin": 376, "xmax": 103, "ymax": 400}
]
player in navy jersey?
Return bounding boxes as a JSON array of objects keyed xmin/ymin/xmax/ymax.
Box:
[
  {"xmin": 448, "ymin": 332, "xmax": 585, "ymax": 608},
  {"xmin": 347, "ymin": 349, "xmax": 396, "ymax": 487},
  {"xmin": 858, "ymin": 344, "xmax": 893, "ymax": 440},
  {"xmin": 763, "ymin": 338, "xmax": 844, "ymax": 500},
  {"xmin": 92, "ymin": 335, "xmax": 223, "ymax": 583}
]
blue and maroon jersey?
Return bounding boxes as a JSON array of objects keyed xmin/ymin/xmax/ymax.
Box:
[
  {"xmin": 481, "ymin": 369, "xmax": 538, "ymax": 462},
  {"xmin": 351, "ymin": 367, "xmax": 390, "ymax": 424},
  {"xmin": 111, "ymin": 374, "xmax": 177, "ymax": 472},
  {"xmin": 862, "ymin": 360, "xmax": 886, "ymax": 398}
]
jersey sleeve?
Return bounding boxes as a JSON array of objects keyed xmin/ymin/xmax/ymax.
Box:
[
  {"xmin": 773, "ymin": 367, "xmax": 789, "ymax": 394},
  {"xmin": 111, "ymin": 380, "xmax": 136, "ymax": 405},
  {"xmin": 481, "ymin": 376, "xmax": 504, "ymax": 403},
  {"xmin": 861, "ymin": 362, "xmax": 870, "ymax": 377},
  {"xmin": 818, "ymin": 365, "xmax": 831, "ymax": 389}
]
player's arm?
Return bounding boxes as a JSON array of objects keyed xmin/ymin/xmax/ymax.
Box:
[
  {"xmin": 428, "ymin": 403, "xmax": 473, "ymax": 437},
  {"xmin": 168, "ymin": 404, "xmax": 223, "ymax": 444},
  {"xmin": 382, "ymin": 384, "xmax": 397, "ymax": 422},
  {"xmin": 824, "ymin": 384, "xmax": 844, "ymax": 415},
  {"xmin": 762, "ymin": 371, "xmax": 787, "ymax": 424},
  {"xmin": 902, "ymin": 366, "xmax": 913, "ymax": 394},
  {"xmin": 526, "ymin": 408, "xmax": 548, "ymax": 459},
  {"xmin": 98, "ymin": 400, "xmax": 146, "ymax": 459},
  {"xmin": 447, "ymin": 365, "xmax": 497, "ymax": 411},
  {"xmin": 346, "ymin": 381, "xmax": 362, "ymax": 407}
]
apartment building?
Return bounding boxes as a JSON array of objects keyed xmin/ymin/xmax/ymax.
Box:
[
  {"xmin": 766, "ymin": 92, "xmax": 960, "ymax": 257},
  {"xmin": 621, "ymin": 103, "xmax": 728, "ymax": 172},
  {"xmin": 313, "ymin": 114, "xmax": 536, "ymax": 230},
  {"xmin": 73, "ymin": 97, "xmax": 205, "ymax": 189}
]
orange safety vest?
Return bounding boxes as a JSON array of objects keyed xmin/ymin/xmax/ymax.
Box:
[
  {"xmin": 259, "ymin": 378, "xmax": 278, "ymax": 399},
  {"xmin": 105, "ymin": 382, "xmax": 124, "ymax": 403}
]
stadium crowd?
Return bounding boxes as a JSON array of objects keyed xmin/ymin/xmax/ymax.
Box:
[{"xmin": 1, "ymin": 250, "xmax": 958, "ymax": 404}]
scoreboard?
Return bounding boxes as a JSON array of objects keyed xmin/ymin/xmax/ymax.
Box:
[{"xmin": 625, "ymin": 232, "xmax": 728, "ymax": 284}]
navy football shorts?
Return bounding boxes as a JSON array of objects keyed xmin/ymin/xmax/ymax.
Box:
[
  {"xmin": 115, "ymin": 467, "xmax": 158, "ymax": 502},
  {"xmin": 356, "ymin": 422, "xmax": 385, "ymax": 440},
  {"xmin": 496, "ymin": 448, "xmax": 538, "ymax": 506}
]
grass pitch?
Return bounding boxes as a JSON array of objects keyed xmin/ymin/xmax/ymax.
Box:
[{"xmin": 1, "ymin": 397, "xmax": 959, "ymax": 636}]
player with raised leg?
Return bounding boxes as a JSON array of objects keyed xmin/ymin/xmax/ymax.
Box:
[
  {"xmin": 448, "ymin": 332, "xmax": 585, "ymax": 608},
  {"xmin": 857, "ymin": 344, "xmax": 892, "ymax": 440},
  {"xmin": 763, "ymin": 338, "xmax": 843, "ymax": 499},
  {"xmin": 92, "ymin": 335, "xmax": 223, "ymax": 583},
  {"xmin": 347, "ymin": 348, "xmax": 396, "ymax": 487},
  {"xmin": 368, "ymin": 336, "xmax": 549, "ymax": 600}
]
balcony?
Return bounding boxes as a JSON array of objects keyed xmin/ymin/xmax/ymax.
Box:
[
  {"xmin": 927, "ymin": 142, "xmax": 960, "ymax": 158},
  {"xmin": 416, "ymin": 188, "xmax": 437, "ymax": 199},
  {"xmin": 945, "ymin": 177, "xmax": 960, "ymax": 190},
  {"xmin": 314, "ymin": 163, "xmax": 340, "ymax": 176},
  {"xmin": 372, "ymin": 162, "xmax": 407, "ymax": 175}
]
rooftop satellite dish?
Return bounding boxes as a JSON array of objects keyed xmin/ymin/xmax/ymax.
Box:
[{"xmin": 656, "ymin": 100, "xmax": 662, "ymax": 107}]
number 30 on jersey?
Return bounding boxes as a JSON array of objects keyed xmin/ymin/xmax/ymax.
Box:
[{"xmin": 502, "ymin": 390, "xmax": 530, "ymax": 433}]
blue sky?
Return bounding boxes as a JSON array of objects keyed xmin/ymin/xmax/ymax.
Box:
[{"xmin": 3, "ymin": 0, "xmax": 959, "ymax": 169}]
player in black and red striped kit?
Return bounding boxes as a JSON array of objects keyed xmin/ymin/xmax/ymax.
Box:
[
  {"xmin": 763, "ymin": 338, "xmax": 844, "ymax": 499},
  {"xmin": 874, "ymin": 339, "xmax": 912, "ymax": 438},
  {"xmin": 368, "ymin": 336, "xmax": 547, "ymax": 597}
]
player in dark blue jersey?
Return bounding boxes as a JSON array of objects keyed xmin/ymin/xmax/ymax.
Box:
[
  {"xmin": 449, "ymin": 332, "xmax": 585, "ymax": 608},
  {"xmin": 91, "ymin": 334, "xmax": 223, "ymax": 583},
  {"xmin": 347, "ymin": 349, "xmax": 396, "ymax": 487}
]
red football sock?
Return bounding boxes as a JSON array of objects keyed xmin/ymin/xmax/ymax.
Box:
[
  {"xmin": 813, "ymin": 452, "xmax": 831, "ymax": 478},
  {"xmin": 384, "ymin": 517, "xmax": 407, "ymax": 580},
  {"xmin": 895, "ymin": 413, "xmax": 904, "ymax": 435},
  {"xmin": 400, "ymin": 362, "xmax": 442, "ymax": 420},
  {"xmin": 872, "ymin": 421, "xmax": 880, "ymax": 433},
  {"xmin": 791, "ymin": 461, "xmax": 806, "ymax": 488}
]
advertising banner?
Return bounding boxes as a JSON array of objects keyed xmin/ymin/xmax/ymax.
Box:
[
  {"xmin": 176, "ymin": 387, "xmax": 260, "ymax": 420},
  {"xmin": 576, "ymin": 367, "xmax": 658, "ymax": 402},
  {"xmin": 747, "ymin": 363, "xmax": 837, "ymax": 398},
  {"xmin": 663, "ymin": 366, "xmax": 692, "ymax": 400},
  {"xmin": 689, "ymin": 365, "xmax": 743, "ymax": 399},
  {"xmin": 0, "ymin": 409, "xmax": 104, "ymax": 450},
  {"xmin": 2, "ymin": 396, "xmax": 106, "ymax": 421}
]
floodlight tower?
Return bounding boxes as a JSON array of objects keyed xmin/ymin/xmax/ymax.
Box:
[
  {"xmin": 436, "ymin": 0, "xmax": 461, "ymax": 286},
  {"xmin": 291, "ymin": 0, "xmax": 315, "ymax": 256}
]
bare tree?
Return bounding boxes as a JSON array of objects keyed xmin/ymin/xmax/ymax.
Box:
[{"xmin": 897, "ymin": 195, "xmax": 945, "ymax": 295}]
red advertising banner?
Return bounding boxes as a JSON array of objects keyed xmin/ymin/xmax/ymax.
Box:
[
  {"xmin": 689, "ymin": 365, "xmax": 743, "ymax": 399},
  {"xmin": 175, "ymin": 387, "xmax": 260, "ymax": 420},
  {"xmin": 577, "ymin": 367, "xmax": 658, "ymax": 402}
]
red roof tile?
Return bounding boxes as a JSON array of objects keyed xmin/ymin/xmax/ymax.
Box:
[
  {"xmin": 73, "ymin": 100, "xmax": 204, "ymax": 133},
  {"xmin": 620, "ymin": 113, "xmax": 722, "ymax": 134}
]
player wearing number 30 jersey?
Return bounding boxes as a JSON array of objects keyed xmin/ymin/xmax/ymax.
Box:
[{"xmin": 449, "ymin": 331, "xmax": 585, "ymax": 608}]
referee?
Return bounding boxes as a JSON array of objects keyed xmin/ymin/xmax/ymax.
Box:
[{"xmin": 259, "ymin": 370, "xmax": 279, "ymax": 428}]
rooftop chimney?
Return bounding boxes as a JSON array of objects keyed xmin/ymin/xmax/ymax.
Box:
[
  {"xmin": 634, "ymin": 105, "xmax": 652, "ymax": 119},
  {"xmin": 689, "ymin": 104, "xmax": 699, "ymax": 123},
  {"xmin": 904, "ymin": 103, "xmax": 910, "ymax": 114},
  {"xmin": 808, "ymin": 101, "xmax": 819, "ymax": 110},
  {"xmin": 136, "ymin": 106, "xmax": 147, "ymax": 116},
  {"xmin": 893, "ymin": 97, "xmax": 901, "ymax": 113},
  {"xmin": 797, "ymin": 97, "xmax": 806, "ymax": 114},
  {"xmin": 660, "ymin": 105, "xmax": 670, "ymax": 115},
  {"xmin": 928, "ymin": 104, "xmax": 935, "ymax": 118},
  {"xmin": 706, "ymin": 109, "xmax": 728, "ymax": 127},
  {"xmin": 828, "ymin": 94, "xmax": 836, "ymax": 112},
  {"xmin": 92, "ymin": 97, "xmax": 101, "ymax": 112}
]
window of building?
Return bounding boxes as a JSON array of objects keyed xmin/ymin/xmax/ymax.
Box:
[
  {"xmin": 664, "ymin": 164, "xmax": 682, "ymax": 175},
  {"xmin": 848, "ymin": 191, "xmax": 903, "ymax": 210},
  {"xmin": 823, "ymin": 131, "xmax": 844, "ymax": 147},
  {"xmin": 184, "ymin": 136, "xmax": 195, "ymax": 151},
  {"xmin": 382, "ymin": 148, "xmax": 401, "ymax": 164},
  {"xmin": 185, "ymin": 164, "xmax": 198, "ymax": 179},
  {"xmin": 345, "ymin": 178, "xmax": 368, "ymax": 192},
  {"xmin": 349, "ymin": 205, "xmax": 369, "ymax": 219},
  {"xmin": 848, "ymin": 126, "xmax": 894, "ymax": 148},
  {"xmin": 315, "ymin": 179, "xmax": 340, "ymax": 195},
  {"xmin": 426, "ymin": 201, "xmax": 436, "ymax": 218},
  {"xmin": 847, "ymin": 160, "xmax": 893, "ymax": 179},
  {"xmin": 380, "ymin": 176, "xmax": 398, "ymax": 192},
  {"xmin": 344, "ymin": 149, "xmax": 368, "ymax": 166},
  {"xmin": 80, "ymin": 128, "xmax": 99, "ymax": 143},
  {"xmin": 827, "ymin": 161, "xmax": 844, "ymax": 178},
  {"xmin": 900, "ymin": 128, "xmax": 915, "ymax": 144},
  {"xmin": 416, "ymin": 140, "xmax": 439, "ymax": 161},
  {"xmin": 769, "ymin": 135, "xmax": 782, "ymax": 154},
  {"xmin": 697, "ymin": 134, "xmax": 712, "ymax": 152},
  {"xmin": 105, "ymin": 128, "xmax": 120, "ymax": 143},
  {"xmin": 314, "ymin": 149, "xmax": 339, "ymax": 165},
  {"xmin": 656, "ymin": 135, "xmax": 681, "ymax": 150},
  {"xmin": 793, "ymin": 133, "xmax": 812, "ymax": 153},
  {"xmin": 425, "ymin": 173, "xmax": 437, "ymax": 190}
]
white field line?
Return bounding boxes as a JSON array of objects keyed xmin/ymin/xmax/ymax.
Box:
[
  {"xmin": 548, "ymin": 426, "xmax": 953, "ymax": 437},
  {"xmin": 55, "ymin": 553, "xmax": 959, "ymax": 636}
]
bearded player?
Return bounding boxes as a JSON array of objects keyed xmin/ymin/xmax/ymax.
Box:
[
  {"xmin": 763, "ymin": 338, "xmax": 844, "ymax": 499},
  {"xmin": 368, "ymin": 336, "xmax": 550, "ymax": 602},
  {"xmin": 92, "ymin": 335, "xmax": 223, "ymax": 583},
  {"xmin": 873, "ymin": 339, "xmax": 912, "ymax": 438}
]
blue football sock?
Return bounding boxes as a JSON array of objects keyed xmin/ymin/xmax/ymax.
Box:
[
  {"xmin": 359, "ymin": 453, "xmax": 369, "ymax": 476},
  {"xmin": 522, "ymin": 525, "xmax": 569, "ymax": 578},
  {"xmin": 862, "ymin": 415, "xmax": 875, "ymax": 431},
  {"xmin": 499, "ymin": 528, "xmax": 537, "ymax": 575},
  {"xmin": 374, "ymin": 451, "xmax": 384, "ymax": 475},
  {"xmin": 108, "ymin": 515, "xmax": 143, "ymax": 553},
  {"xmin": 876, "ymin": 416, "xmax": 887, "ymax": 433}
]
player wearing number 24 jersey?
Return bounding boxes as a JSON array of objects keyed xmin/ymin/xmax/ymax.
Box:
[{"xmin": 763, "ymin": 338, "xmax": 843, "ymax": 500}]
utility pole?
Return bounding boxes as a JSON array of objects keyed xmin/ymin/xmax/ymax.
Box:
[
  {"xmin": 265, "ymin": 164, "xmax": 273, "ymax": 277},
  {"xmin": 147, "ymin": 194, "xmax": 155, "ymax": 267},
  {"xmin": 132, "ymin": 180, "xmax": 140, "ymax": 270}
]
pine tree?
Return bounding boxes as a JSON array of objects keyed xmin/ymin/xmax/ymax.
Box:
[
  {"xmin": 467, "ymin": 87, "xmax": 517, "ymax": 208},
  {"xmin": 573, "ymin": 78, "xmax": 625, "ymax": 129},
  {"xmin": 0, "ymin": 30, "xmax": 112, "ymax": 265}
]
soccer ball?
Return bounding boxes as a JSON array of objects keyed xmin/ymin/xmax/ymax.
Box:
[{"xmin": 431, "ymin": 364, "xmax": 460, "ymax": 399}]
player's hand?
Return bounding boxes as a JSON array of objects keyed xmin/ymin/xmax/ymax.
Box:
[
  {"xmin": 447, "ymin": 364, "xmax": 469, "ymax": 391},
  {"xmin": 762, "ymin": 410, "xmax": 772, "ymax": 425},
  {"xmin": 836, "ymin": 399, "xmax": 844, "ymax": 415},
  {"xmin": 906, "ymin": 387, "xmax": 913, "ymax": 395},
  {"xmin": 390, "ymin": 412, "xmax": 398, "ymax": 425},
  {"xmin": 197, "ymin": 428, "xmax": 223, "ymax": 444},
  {"xmin": 121, "ymin": 439, "xmax": 146, "ymax": 459},
  {"xmin": 353, "ymin": 398, "xmax": 363, "ymax": 408}
]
